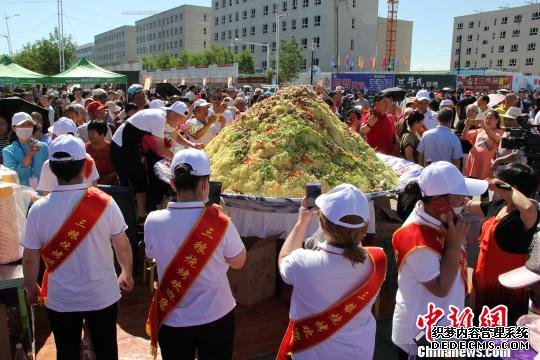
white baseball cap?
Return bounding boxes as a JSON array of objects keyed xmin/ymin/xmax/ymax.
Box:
[
  {"xmin": 415, "ymin": 90, "xmax": 431, "ymax": 102},
  {"xmin": 12, "ymin": 112, "xmax": 36, "ymax": 126},
  {"xmin": 48, "ymin": 117, "xmax": 78, "ymax": 136},
  {"xmin": 502, "ymin": 106, "xmax": 525, "ymax": 120},
  {"xmin": 440, "ymin": 99, "xmax": 454, "ymax": 107},
  {"xmin": 193, "ymin": 99, "xmax": 211, "ymax": 110},
  {"xmin": 170, "ymin": 148, "xmax": 212, "ymax": 177},
  {"xmin": 499, "ymin": 239, "xmax": 540, "ymax": 289},
  {"xmin": 148, "ymin": 99, "xmax": 165, "ymax": 109},
  {"xmin": 418, "ymin": 161, "xmax": 488, "ymax": 197},
  {"xmin": 48, "ymin": 134, "xmax": 86, "ymax": 162},
  {"xmin": 92, "ymin": 88, "xmax": 107, "ymax": 97},
  {"xmin": 165, "ymin": 101, "xmax": 189, "ymax": 116},
  {"xmin": 222, "ymin": 97, "xmax": 234, "ymax": 107},
  {"xmin": 315, "ymin": 183, "xmax": 370, "ymax": 228}
]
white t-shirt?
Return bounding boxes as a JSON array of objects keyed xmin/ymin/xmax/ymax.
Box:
[
  {"xmin": 144, "ymin": 201, "xmax": 245, "ymax": 327},
  {"xmin": 392, "ymin": 202, "xmax": 466, "ymax": 354},
  {"xmin": 185, "ymin": 117, "xmax": 220, "ymax": 146},
  {"xmin": 21, "ymin": 184, "xmax": 127, "ymax": 312},
  {"xmin": 37, "ymin": 158, "xmax": 99, "ymax": 192},
  {"xmin": 279, "ymin": 242, "xmax": 379, "ymax": 359},
  {"xmin": 476, "ymin": 108, "xmax": 489, "ymax": 121},
  {"xmin": 77, "ymin": 122, "xmax": 113, "ymax": 143},
  {"xmin": 112, "ymin": 109, "xmax": 166, "ymax": 147}
]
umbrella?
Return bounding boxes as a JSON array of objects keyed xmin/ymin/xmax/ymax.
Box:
[
  {"xmin": 381, "ymin": 87, "xmax": 407, "ymax": 102},
  {"xmin": 442, "ymin": 87, "xmax": 453, "ymax": 92},
  {"xmin": 0, "ymin": 97, "xmax": 50, "ymax": 126},
  {"xmin": 155, "ymin": 82, "xmax": 182, "ymax": 98},
  {"xmin": 127, "ymin": 84, "xmax": 143, "ymax": 94},
  {"xmin": 487, "ymin": 93, "xmax": 505, "ymax": 108}
]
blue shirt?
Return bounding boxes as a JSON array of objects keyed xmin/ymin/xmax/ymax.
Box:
[
  {"xmin": 417, "ymin": 125, "xmax": 463, "ymax": 164},
  {"xmin": 2, "ymin": 140, "xmax": 49, "ymax": 186}
]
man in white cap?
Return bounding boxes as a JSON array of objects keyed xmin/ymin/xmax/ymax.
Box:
[
  {"xmin": 414, "ymin": 90, "xmax": 438, "ymax": 131},
  {"xmin": 92, "ymin": 88, "xmax": 107, "ymax": 105},
  {"xmin": 37, "ymin": 117, "xmax": 100, "ymax": 195},
  {"xmin": 186, "ymin": 99, "xmax": 220, "ymax": 146},
  {"xmin": 110, "ymin": 101, "xmax": 190, "ymax": 221},
  {"xmin": 392, "ymin": 161, "xmax": 487, "ymax": 358},
  {"xmin": 144, "ymin": 148, "xmax": 246, "ymax": 359},
  {"xmin": 22, "ymin": 134, "xmax": 133, "ymax": 360},
  {"xmin": 277, "ymin": 184, "xmax": 386, "ymax": 359},
  {"xmin": 226, "ymin": 86, "xmax": 238, "ymax": 101}
]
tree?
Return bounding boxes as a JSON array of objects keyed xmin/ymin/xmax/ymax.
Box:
[
  {"xmin": 278, "ymin": 36, "xmax": 304, "ymax": 83},
  {"xmin": 235, "ymin": 50, "xmax": 255, "ymax": 74},
  {"xmin": 0, "ymin": 54, "xmax": 13, "ymax": 65},
  {"xmin": 13, "ymin": 28, "xmax": 76, "ymax": 75}
]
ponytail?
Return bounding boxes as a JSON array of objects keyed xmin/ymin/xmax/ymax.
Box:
[
  {"xmin": 397, "ymin": 181, "xmax": 427, "ymax": 221},
  {"xmin": 318, "ymin": 213, "xmax": 367, "ymax": 266}
]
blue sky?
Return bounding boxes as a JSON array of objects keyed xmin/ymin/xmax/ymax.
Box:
[{"xmin": 0, "ymin": 0, "xmax": 534, "ymax": 70}]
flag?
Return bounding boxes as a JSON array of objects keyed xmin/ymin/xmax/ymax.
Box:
[
  {"xmin": 349, "ymin": 55, "xmax": 354, "ymax": 70},
  {"xmin": 358, "ymin": 56, "xmax": 364, "ymax": 69},
  {"xmin": 395, "ymin": 56, "xmax": 400, "ymax": 70},
  {"xmin": 344, "ymin": 53, "xmax": 349, "ymax": 68},
  {"xmin": 381, "ymin": 56, "xmax": 387, "ymax": 69},
  {"xmin": 331, "ymin": 55, "xmax": 336, "ymax": 68},
  {"xmin": 370, "ymin": 57, "xmax": 376, "ymax": 69},
  {"xmin": 403, "ymin": 57, "xmax": 408, "ymax": 65}
]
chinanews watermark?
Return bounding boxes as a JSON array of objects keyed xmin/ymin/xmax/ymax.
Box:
[{"xmin": 415, "ymin": 303, "xmax": 530, "ymax": 358}]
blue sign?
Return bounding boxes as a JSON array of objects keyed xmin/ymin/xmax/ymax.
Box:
[{"xmin": 331, "ymin": 73, "xmax": 394, "ymax": 95}]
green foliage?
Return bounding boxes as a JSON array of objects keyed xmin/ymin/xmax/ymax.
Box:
[
  {"xmin": 278, "ymin": 36, "xmax": 304, "ymax": 83},
  {"xmin": 234, "ymin": 50, "xmax": 255, "ymax": 74},
  {"xmin": 13, "ymin": 28, "xmax": 76, "ymax": 75},
  {"xmin": 0, "ymin": 54, "xmax": 13, "ymax": 65}
]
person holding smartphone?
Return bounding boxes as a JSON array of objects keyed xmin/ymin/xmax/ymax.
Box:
[
  {"xmin": 359, "ymin": 93, "xmax": 399, "ymax": 155},
  {"xmin": 465, "ymin": 163, "xmax": 539, "ymax": 325},
  {"xmin": 392, "ymin": 161, "xmax": 488, "ymax": 358},
  {"xmin": 2, "ymin": 112, "xmax": 49, "ymax": 188}
]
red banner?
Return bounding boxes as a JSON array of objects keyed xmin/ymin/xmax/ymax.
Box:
[{"xmin": 456, "ymin": 75, "xmax": 513, "ymax": 91}]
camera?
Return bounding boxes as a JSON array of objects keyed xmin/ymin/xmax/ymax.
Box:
[{"xmin": 501, "ymin": 115, "xmax": 540, "ymax": 171}]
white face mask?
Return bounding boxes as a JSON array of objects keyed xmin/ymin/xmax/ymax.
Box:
[
  {"xmin": 16, "ymin": 127, "xmax": 33, "ymax": 140},
  {"xmin": 453, "ymin": 206, "xmax": 464, "ymax": 215}
]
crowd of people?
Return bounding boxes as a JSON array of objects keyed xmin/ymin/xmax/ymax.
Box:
[{"xmin": 0, "ymin": 81, "xmax": 538, "ymax": 359}]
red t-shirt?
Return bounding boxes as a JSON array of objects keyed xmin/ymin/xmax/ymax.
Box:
[
  {"xmin": 85, "ymin": 142, "xmax": 118, "ymax": 185},
  {"xmin": 361, "ymin": 110, "xmax": 396, "ymax": 155}
]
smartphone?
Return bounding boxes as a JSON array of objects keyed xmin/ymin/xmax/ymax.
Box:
[
  {"xmin": 496, "ymin": 183, "xmax": 512, "ymax": 190},
  {"xmin": 413, "ymin": 330, "xmax": 431, "ymax": 346},
  {"xmin": 207, "ymin": 181, "xmax": 222, "ymax": 206},
  {"xmin": 306, "ymin": 182, "xmax": 322, "ymax": 209},
  {"xmin": 430, "ymin": 197, "xmax": 457, "ymax": 226}
]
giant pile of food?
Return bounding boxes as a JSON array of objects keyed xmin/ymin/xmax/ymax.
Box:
[{"xmin": 205, "ymin": 86, "xmax": 398, "ymax": 197}]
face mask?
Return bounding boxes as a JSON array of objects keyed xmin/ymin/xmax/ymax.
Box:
[
  {"xmin": 16, "ymin": 128, "xmax": 33, "ymax": 140},
  {"xmin": 453, "ymin": 207, "xmax": 464, "ymax": 215},
  {"xmin": 165, "ymin": 123, "xmax": 175, "ymax": 132}
]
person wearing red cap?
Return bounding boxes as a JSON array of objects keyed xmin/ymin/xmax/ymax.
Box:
[{"xmin": 87, "ymin": 101, "xmax": 108, "ymax": 122}]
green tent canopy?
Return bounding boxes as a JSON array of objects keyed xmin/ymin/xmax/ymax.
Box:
[
  {"xmin": 49, "ymin": 57, "xmax": 127, "ymax": 84},
  {"xmin": 0, "ymin": 58, "xmax": 48, "ymax": 84}
]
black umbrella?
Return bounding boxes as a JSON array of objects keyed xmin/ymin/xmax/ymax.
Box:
[
  {"xmin": 0, "ymin": 97, "xmax": 50, "ymax": 127},
  {"xmin": 381, "ymin": 87, "xmax": 407, "ymax": 102},
  {"xmin": 155, "ymin": 83, "xmax": 183, "ymax": 98}
]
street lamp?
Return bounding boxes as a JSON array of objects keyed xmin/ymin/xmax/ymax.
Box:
[
  {"xmin": 275, "ymin": 13, "xmax": 286, "ymax": 85},
  {"xmin": 310, "ymin": 41, "xmax": 316, "ymax": 86},
  {"xmin": 4, "ymin": 13, "xmax": 20, "ymax": 56},
  {"xmin": 234, "ymin": 38, "xmax": 270, "ymax": 76}
]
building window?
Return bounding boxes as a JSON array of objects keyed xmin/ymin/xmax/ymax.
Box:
[
  {"xmin": 242, "ymin": 28, "xmax": 247, "ymax": 37},
  {"xmin": 272, "ymin": 22, "xmax": 276, "ymax": 33},
  {"xmin": 315, "ymin": 0, "xmax": 321, "ymax": 4},
  {"xmin": 455, "ymin": 48, "xmax": 459, "ymax": 55},
  {"xmin": 250, "ymin": 44, "xmax": 255, "ymax": 53},
  {"xmin": 481, "ymin": 53, "xmax": 486, "ymax": 58},
  {"xmin": 494, "ymin": 18, "xmax": 497, "ymax": 25},
  {"xmin": 235, "ymin": 12, "xmax": 239, "ymax": 21},
  {"xmin": 263, "ymin": 5, "xmax": 268, "ymax": 15},
  {"xmin": 243, "ymin": 11, "xmax": 247, "ymax": 20},
  {"xmin": 465, "ymin": 60, "xmax": 471, "ymax": 67},
  {"xmin": 228, "ymin": 30, "xmax": 232, "ymax": 39},
  {"xmin": 528, "ymin": 42, "xmax": 536, "ymax": 51},
  {"xmin": 482, "ymin": 39, "xmax": 488, "ymax": 44},
  {"xmin": 222, "ymin": 0, "xmax": 225, "ymax": 7},
  {"xmin": 468, "ymin": 21, "xmax": 474, "ymax": 28},
  {"xmin": 215, "ymin": 17, "xmax": 219, "ymax": 26},
  {"xmin": 502, "ymin": 16, "xmax": 508, "ymax": 24},
  {"xmin": 514, "ymin": 15, "xmax": 522, "ymax": 23},
  {"xmin": 484, "ymin": 26, "xmax": 489, "ymax": 31},
  {"xmin": 500, "ymin": 31, "xmax": 506, "ymax": 38},
  {"xmin": 526, "ymin": 57, "xmax": 534, "ymax": 65},
  {"xmin": 492, "ymin": 32, "xmax": 495, "ymax": 39},
  {"xmin": 467, "ymin": 34, "xmax": 472, "ymax": 41},
  {"xmin": 313, "ymin": 36, "xmax": 320, "ymax": 48},
  {"xmin": 221, "ymin": 16, "xmax": 225, "ymax": 24},
  {"xmin": 234, "ymin": 29, "xmax": 239, "ymax": 38},
  {"xmin": 204, "ymin": 27, "xmax": 207, "ymax": 35},
  {"xmin": 263, "ymin": 24, "xmax": 268, "ymax": 34},
  {"xmin": 457, "ymin": 23, "xmax": 463, "ymax": 29},
  {"xmin": 513, "ymin": 29, "xmax": 520, "ymax": 37},
  {"xmin": 314, "ymin": 15, "xmax": 320, "ymax": 27},
  {"xmin": 301, "ymin": 58, "xmax": 307, "ymax": 70},
  {"xmin": 229, "ymin": 14, "xmax": 232, "ymax": 22},
  {"xmin": 215, "ymin": 1, "xmax": 219, "ymax": 9},
  {"xmin": 262, "ymin": 45, "xmax": 267, "ymax": 53},
  {"xmin": 352, "ymin": 18, "xmax": 355, "ymax": 29},
  {"xmin": 352, "ymin": 0, "xmax": 356, "ymax": 7},
  {"xmin": 510, "ymin": 44, "xmax": 518, "ymax": 52},
  {"xmin": 350, "ymin": 39, "xmax": 354, "ymax": 50},
  {"xmin": 282, "ymin": 21, "xmax": 287, "ymax": 31},
  {"xmin": 262, "ymin": 60, "xmax": 267, "ymax": 69},
  {"xmin": 497, "ymin": 59, "xmax": 503, "ymax": 66},
  {"xmin": 292, "ymin": 0, "xmax": 297, "ymax": 9},
  {"xmin": 283, "ymin": 1, "xmax": 288, "ymax": 11},
  {"xmin": 302, "ymin": 17, "xmax": 308, "ymax": 28},
  {"xmin": 250, "ymin": 26, "xmax": 255, "ymax": 35},
  {"xmin": 533, "ymin": 12, "xmax": 540, "ymax": 20},
  {"xmin": 531, "ymin": 27, "xmax": 539, "ymax": 35},
  {"xmin": 204, "ymin": 14, "xmax": 207, "ymax": 21},
  {"xmin": 489, "ymin": 59, "xmax": 492, "ymax": 67},
  {"xmin": 303, "ymin": 0, "xmax": 309, "ymax": 8},
  {"xmin": 509, "ymin": 58, "xmax": 517, "ymax": 67},
  {"xmin": 271, "ymin": 42, "xmax": 276, "ymax": 51},
  {"xmin": 292, "ymin": 19, "xmax": 296, "ymax": 30},
  {"xmin": 466, "ymin": 47, "xmax": 471, "ymax": 54},
  {"xmin": 251, "ymin": 9, "xmax": 256, "ymax": 18},
  {"xmin": 301, "ymin": 38, "xmax": 307, "ymax": 48},
  {"xmin": 498, "ymin": 45, "xmax": 504, "ymax": 53},
  {"xmin": 273, "ymin": 3, "xmax": 277, "ymax": 13}
]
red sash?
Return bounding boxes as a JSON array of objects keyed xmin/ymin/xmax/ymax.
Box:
[
  {"xmin": 39, "ymin": 187, "xmax": 111, "ymax": 304},
  {"xmin": 84, "ymin": 155, "xmax": 94, "ymax": 179},
  {"xmin": 393, "ymin": 223, "xmax": 468, "ymax": 291},
  {"xmin": 276, "ymin": 247, "xmax": 387, "ymax": 359},
  {"xmin": 145, "ymin": 205, "xmax": 230, "ymax": 358}
]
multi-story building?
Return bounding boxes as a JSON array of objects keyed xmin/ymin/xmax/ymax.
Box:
[
  {"xmin": 93, "ymin": 25, "xmax": 137, "ymax": 67},
  {"xmin": 212, "ymin": 0, "xmax": 399, "ymax": 73},
  {"xmin": 450, "ymin": 4, "xmax": 540, "ymax": 75},
  {"xmin": 376, "ymin": 17, "xmax": 412, "ymax": 72},
  {"xmin": 135, "ymin": 5, "xmax": 212, "ymax": 57},
  {"xmin": 75, "ymin": 42, "xmax": 95, "ymax": 63}
]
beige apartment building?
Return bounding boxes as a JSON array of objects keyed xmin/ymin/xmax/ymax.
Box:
[
  {"xmin": 376, "ymin": 17, "xmax": 412, "ymax": 72},
  {"xmin": 93, "ymin": 25, "xmax": 137, "ymax": 67}
]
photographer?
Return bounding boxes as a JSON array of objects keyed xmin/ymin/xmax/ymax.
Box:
[
  {"xmin": 392, "ymin": 162, "xmax": 487, "ymax": 358},
  {"xmin": 466, "ymin": 163, "xmax": 539, "ymax": 325},
  {"xmin": 277, "ymin": 184, "xmax": 386, "ymax": 359},
  {"xmin": 492, "ymin": 108, "xmax": 529, "ymax": 170}
]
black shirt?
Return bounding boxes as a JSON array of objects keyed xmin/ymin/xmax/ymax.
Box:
[{"xmin": 480, "ymin": 199, "xmax": 539, "ymax": 254}]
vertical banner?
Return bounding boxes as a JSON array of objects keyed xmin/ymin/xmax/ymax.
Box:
[{"xmin": 143, "ymin": 77, "xmax": 152, "ymax": 91}]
